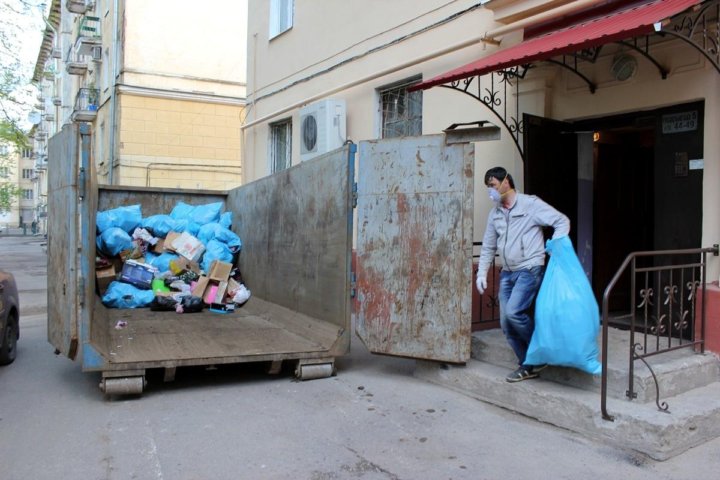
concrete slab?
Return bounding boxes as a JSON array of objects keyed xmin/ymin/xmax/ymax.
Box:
[
  {"xmin": 415, "ymin": 359, "xmax": 720, "ymax": 461},
  {"xmin": 472, "ymin": 328, "xmax": 720, "ymax": 402}
]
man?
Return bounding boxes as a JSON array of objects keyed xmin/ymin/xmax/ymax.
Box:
[{"xmin": 476, "ymin": 167, "xmax": 570, "ymax": 382}]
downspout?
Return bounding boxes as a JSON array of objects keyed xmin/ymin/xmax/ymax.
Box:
[
  {"xmin": 241, "ymin": 0, "xmax": 609, "ymax": 130},
  {"xmin": 108, "ymin": 0, "xmax": 120, "ymax": 185}
]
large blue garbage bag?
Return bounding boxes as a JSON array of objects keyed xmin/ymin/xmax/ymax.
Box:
[
  {"xmin": 170, "ymin": 201, "xmax": 222, "ymax": 226},
  {"xmin": 141, "ymin": 214, "xmax": 176, "ymax": 238},
  {"xmin": 96, "ymin": 227, "xmax": 134, "ymax": 256},
  {"xmin": 96, "ymin": 204, "xmax": 142, "ymax": 233},
  {"xmin": 197, "ymin": 223, "xmax": 242, "ymax": 252},
  {"xmin": 102, "ymin": 281, "xmax": 155, "ymax": 309},
  {"xmin": 201, "ymin": 239, "xmax": 233, "ymax": 272},
  {"xmin": 525, "ymin": 236, "xmax": 601, "ymax": 375}
]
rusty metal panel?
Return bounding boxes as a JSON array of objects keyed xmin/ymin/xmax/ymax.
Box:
[
  {"xmin": 47, "ymin": 123, "xmax": 80, "ymax": 358},
  {"xmin": 355, "ymin": 135, "xmax": 473, "ymax": 363},
  {"xmin": 227, "ymin": 146, "xmax": 355, "ymax": 340}
]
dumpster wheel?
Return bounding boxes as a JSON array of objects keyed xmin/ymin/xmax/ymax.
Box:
[
  {"xmin": 295, "ymin": 359, "xmax": 336, "ymax": 381},
  {"xmin": 99, "ymin": 376, "xmax": 146, "ymax": 395}
]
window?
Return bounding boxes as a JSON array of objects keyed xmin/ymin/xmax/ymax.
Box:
[
  {"xmin": 22, "ymin": 149, "xmax": 32, "ymax": 158},
  {"xmin": 269, "ymin": 0, "xmax": 293, "ymax": 39},
  {"xmin": 23, "ymin": 189, "xmax": 34, "ymax": 200},
  {"xmin": 22, "ymin": 169, "xmax": 34, "ymax": 179},
  {"xmin": 270, "ymin": 119, "xmax": 292, "ymax": 173},
  {"xmin": 0, "ymin": 167, "xmax": 8, "ymax": 178},
  {"xmin": 0, "ymin": 145, "xmax": 8, "ymax": 155},
  {"xmin": 270, "ymin": 120, "xmax": 292, "ymax": 172},
  {"xmin": 378, "ymin": 76, "xmax": 423, "ymax": 138}
]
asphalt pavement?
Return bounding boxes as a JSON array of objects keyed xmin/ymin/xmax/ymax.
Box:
[{"xmin": 1, "ymin": 235, "xmax": 719, "ymax": 480}]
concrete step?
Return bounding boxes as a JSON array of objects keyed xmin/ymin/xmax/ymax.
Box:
[
  {"xmin": 414, "ymin": 358, "xmax": 720, "ymax": 461},
  {"xmin": 472, "ymin": 328, "xmax": 720, "ymax": 403}
]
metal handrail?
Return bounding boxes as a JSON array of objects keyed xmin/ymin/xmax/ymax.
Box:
[{"xmin": 600, "ymin": 245, "xmax": 719, "ymax": 421}]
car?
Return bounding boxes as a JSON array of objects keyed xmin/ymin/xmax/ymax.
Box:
[{"xmin": 0, "ymin": 269, "xmax": 19, "ymax": 365}]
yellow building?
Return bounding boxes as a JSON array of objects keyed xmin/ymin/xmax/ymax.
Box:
[{"xmin": 33, "ymin": 0, "xmax": 247, "ymax": 190}]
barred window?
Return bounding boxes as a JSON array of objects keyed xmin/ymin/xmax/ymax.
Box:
[
  {"xmin": 379, "ymin": 76, "xmax": 423, "ymax": 138},
  {"xmin": 22, "ymin": 169, "xmax": 34, "ymax": 179},
  {"xmin": 270, "ymin": 119, "xmax": 292, "ymax": 173}
]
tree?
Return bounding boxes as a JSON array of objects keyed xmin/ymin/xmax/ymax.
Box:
[{"xmin": 0, "ymin": 1, "xmax": 45, "ymax": 214}]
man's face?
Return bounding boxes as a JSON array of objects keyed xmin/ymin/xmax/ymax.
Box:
[{"xmin": 486, "ymin": 176, "xmax": 507, "ymax": 193}]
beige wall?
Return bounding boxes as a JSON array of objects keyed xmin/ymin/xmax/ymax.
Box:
[
  {"xmin": 245, "ymin": 0, "xmax": 720, "ymax": 281},
  {"xmin": 90, "ymin": 0, "xmax": 248, "ymax": 189},
  {"xmin": 114, "ymin": 94, "xmax": 243, "ymax": 190},
  {"xmin": 244, "ymin": 0, "xmax": 509, "ymax": 181},
  {"xmin": 124, "ymin": 0, "xmax": 247, "ymax": 97}
]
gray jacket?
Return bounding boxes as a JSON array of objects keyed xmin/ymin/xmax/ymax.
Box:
[{"xmin": 477, "ymin": 193, "xmax": 570, "ymax": 276}]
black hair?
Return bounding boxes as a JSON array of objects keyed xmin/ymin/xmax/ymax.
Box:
[{"xmin": 484, "ymin": 167, "xmax": 515, "ymax": 188}]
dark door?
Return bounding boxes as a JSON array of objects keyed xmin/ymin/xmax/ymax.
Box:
[
  {"xmin": 593, "ymin": 131, "xmax": 654, "ymax": 308},
  {"xmin": 523, "ymin": 114, "xmax": 578, "ymax": 247}
]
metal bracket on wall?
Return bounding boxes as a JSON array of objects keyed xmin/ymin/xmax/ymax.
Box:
[
  {"xmin": 439, "ymin": 66, "xmax": 528, "ymax": 161},
  {"xmin": 659, "ymin": 0, "xmax": 720, "ymax": 74}
]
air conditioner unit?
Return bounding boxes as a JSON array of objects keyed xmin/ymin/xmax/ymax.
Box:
[
  {"xmin": 299, "ymin": 99, "xmax": 346, "ymax": 162},
  {"xmin": 91, "ymin": 45, "xmax": 102, "ymax": 61}
]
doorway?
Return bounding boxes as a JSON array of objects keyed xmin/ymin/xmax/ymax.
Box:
[{"xmin": 524, "ymin": 100, "xmax": 705, "ymax": 316}]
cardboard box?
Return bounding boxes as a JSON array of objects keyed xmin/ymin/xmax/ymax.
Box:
[
  {"xmin": 171, "ymin": 232, "xmax": 205, "ymax": 262},
  {"xmin": 191, "ymin": 276, "xmax": 209, "ymax": 298},
  {"xmin": 208, "ymin": 260, "xmax": 233, "ymax": 282},
  {"xmin": 151, "ymin": 238, "xmax": 165, "ymax": 254},
  {"xmin": 214, "ymin": 280, "xmax": 228, "ymax": 304},
  {"xmin": 164, "ymin": 231, "xmax": 182, "ymax": 252},
  {"xmin": 96, "ymin": 265, "xmax": 116, "ymax": 295},
  {"xmin": 120, "ymin": 259, "xmax": 157, "ymax": 290},
  {"xmin": 170, "ymin": 256, "xmax": 201, "ymax": 275}
]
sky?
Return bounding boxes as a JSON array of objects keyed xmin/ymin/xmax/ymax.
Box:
[{"xmin": 0, "ymin": 0, "xmax": 49, "ymax": 130}]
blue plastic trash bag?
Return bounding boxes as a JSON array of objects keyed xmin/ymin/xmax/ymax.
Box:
[
  {"xmin": 102, "ymin": 281, "xmax": 155, "ymax": 309},
  {"xmin": 197, "ymin": 223, "xmax": 242, "ymax": 252},
  {"xmin": 219, "ymin": 211, "xmax": 232, "ymax": 229},
  {"xmin": 170, "ymin": 201, "xmax": 222, "ymax": 226},
  {"xmin": 169, "ymin": 219, "xmax": 201, "ymax": 236},
  {"xmin": 146, "ymin": 252, "xmax": 179, "ymax": 273},
  {"xmin": 96, "ymin": 204, "xmax": 142, "ymax": 233},
  {"xmin": 141, "ymin": 214, "xmax": 176, "ymax": 238},
  {"xmin": 96, "ymin": 227, "xmax": 134, "ymax": 256},
  {"xmin": 525, "ymin": 236, "xmax": 602, "ymax": 375},
  {"xmin": 201, "ymin": 239, "xmax": 233, "ymax": 272}
]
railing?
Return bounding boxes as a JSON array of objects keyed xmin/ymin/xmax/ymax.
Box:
[
  {"xmin": 74, "ymin": 87, "xmax": 99, "ymax": 111},
  {"xmin": 78, "ymin": 15, "xmax": 101, "ymax": 39},
  {"xmin": 601, "ymin": 245, "xmax": 719, "ymax": 421}
]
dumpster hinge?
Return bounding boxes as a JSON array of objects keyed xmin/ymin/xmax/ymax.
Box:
[
  {"xmin": 351, "ymin": 182, "xmax": 358, "ymax": 208},
  {"xmin": 350, "ymin": 271, "xmax": 356, "ymax": 298}
]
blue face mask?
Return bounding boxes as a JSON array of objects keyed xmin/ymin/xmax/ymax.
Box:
[{"xmin": 488, "ymin": 187, "xmax": 501, "ymax": 203}]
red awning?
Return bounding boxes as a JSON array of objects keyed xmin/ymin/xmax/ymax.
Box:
[{"xmin": 413, "ymin": 0, "xmax": 700, "ymax": 90}]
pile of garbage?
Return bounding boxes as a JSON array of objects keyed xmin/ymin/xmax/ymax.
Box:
[{"xmin": 95, "ymin": 201, "xmax": 250, "ymax": 312}]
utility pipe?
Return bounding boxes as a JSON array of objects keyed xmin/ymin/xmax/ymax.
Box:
[
  {"xmin": 108, "ymin": 0, "xmax": 120, "ymax": 185},
  {"xmin": 242, "ymin": 0, "xmax": 609, "ymax": 130}
]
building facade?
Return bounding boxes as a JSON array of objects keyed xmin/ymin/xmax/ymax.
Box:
[
  {"xmin": 244, "ymin": 0, "xmax": 720, "ymax": 290},
  {"xmin": 32, "ymin": 0, "xmax": 248, "ymax": 192},
  {"xmin": 0, "ymin": 143, "xmax": 36, "ymax": 232}
]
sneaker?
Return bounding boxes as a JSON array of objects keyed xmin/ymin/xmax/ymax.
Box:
[
  {"xmin": 531, "ymin": 364, "xmax": 548, "ymax": 373},
  {"xmin": 506, "ymin": 367, "xmax": 539, "ymax": 383}
]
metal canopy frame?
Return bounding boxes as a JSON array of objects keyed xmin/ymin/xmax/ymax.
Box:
[{"xmin": 436, "ymin": 0, "xmax": 719, "ymax": 161}]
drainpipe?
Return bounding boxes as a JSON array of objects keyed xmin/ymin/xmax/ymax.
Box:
[
  {"xmin": 242, "ymin": 0, "xmax": 609, "ymax": 130},
  {"xmin": 108, "ymin": 0, "xmax": 120, "ymax": 185}
]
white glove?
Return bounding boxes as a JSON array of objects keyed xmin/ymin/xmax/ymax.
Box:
[{"xmin": 476, "ymin": 274, "xmax": 487, "ymax": 295}]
